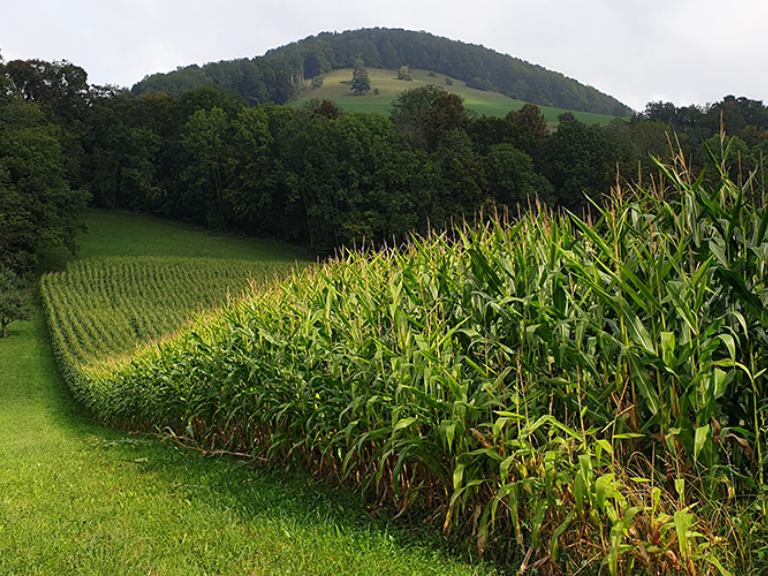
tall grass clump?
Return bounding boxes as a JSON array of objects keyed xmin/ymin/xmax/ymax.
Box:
[{"xmin": 44, "ymin": 148, "xmax": 768, "ymax": 574}]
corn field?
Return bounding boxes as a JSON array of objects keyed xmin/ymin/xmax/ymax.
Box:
[
  {"xmin": 41, "ymin": 256, "xmax": 304, "ymax": 405},
  {"xmin": 42, "ymin": 153, "xmax": 768, "ymax": 574}
]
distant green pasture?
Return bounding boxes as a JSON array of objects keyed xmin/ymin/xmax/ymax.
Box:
[{"xmin": 291, "ymin": 68, "xmax": 625, "ymax": 125}]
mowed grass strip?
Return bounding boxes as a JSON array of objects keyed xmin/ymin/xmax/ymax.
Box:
[{"xmin": 0, "ymin": 312, "xmax": 495, "ymax": 576}]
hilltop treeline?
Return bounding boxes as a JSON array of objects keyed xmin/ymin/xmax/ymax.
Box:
[
  {"xmin": 132, "ymin": 28, "xmax": 632, "ymax": 116},
  {"xmin": 3, "ymin": 55, "xmax": 768, "ymax": 268}
]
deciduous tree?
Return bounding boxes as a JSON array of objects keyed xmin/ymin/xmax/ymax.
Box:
[
  {"xmin": 350, "ymin": 60, "xmax": 371, "ymax": 94},
  {"xmin": 423, "ymin": 93, "xmax": 471, "ymax": 150},
  {"xmin": 180, "ymin": 106, "xmax": 232, "ymax": 228},
  {"xmin": 0, "ymin": 95, "xmax": 89, "ymax": 271},
  {"xmin": 389, "ymin": 84, "xmax": 446, "ymax": 148},
  {"xmin": 548, "ymin": 119, "xmax": 611, "ymax": 211}
]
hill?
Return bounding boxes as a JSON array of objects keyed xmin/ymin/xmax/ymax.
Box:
[
  {"xmin": 132, "ymin": 28, "xmax": 632, "ymax": 117},
  {"xmin": 293, "ymin": 67, "xmax": 622, "ymax": 125}
]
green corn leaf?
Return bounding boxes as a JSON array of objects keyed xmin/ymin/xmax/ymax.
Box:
[
  {"xmin": 596, "ymin": 439, "xmax": 614, "ymax": 457},
  {"xmin": 453, "ymin": 463, "xmax": 465, "ymax": 490},
  {"xmin": 612, "ymin": 433, "xmax": 644, "ymax": 439},
  {"xmin": 549, "ymin": 509, "xmax": 575, "ymax": 562},
  {"xmin": 717, "ymin": 333, "xmax": 736, "ymax": 361},
  {"xmin": 394, "ymin": 416, "xmax": 418, "ymax": 431},
  {"xmin": 444, "ymin": 422, "xmax": 456, "ymax": 452},
  {"xmin": 530, "ymin": 499, "xmax": 549, "ymax": 552},
  {"xmin": 694, "ymin": 424, "xmax": 710, "ymax": 462},
  {"xmin": 705, "ymin": 555, "xmax": 735, "ymax": 576},
  {"xmin": 574, "ymin": 469, "xmax": 585, "ymax": 515},
  {"xmin": 715, "ymin": 266, "xmax": 765, "ymax": 319},
  {"xmin": 673, "ymin": 509, "xmax": 694, "ymax": 562},
  {"xmin": 625, "ymin": 310, "xmax": 655, "ymax": 354},
  {"xmin": 660, "ymin": 331, "xmax": 676, "ymax": 366},
  {"xmin": 492, "ymin": 417, "xmax": 511, "ymax": 439},
  {"xmin": 628, "ymin": 354, "xmax": 660, "ymax": 415},
  {"xmin": 675, "ymin": 477, "xmax": 685, "ymax": 500},
  {"xmin": 499, "ymin": 455, "xmax": 515, "ymax": 484}
]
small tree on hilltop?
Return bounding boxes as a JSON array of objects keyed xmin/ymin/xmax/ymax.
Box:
[
  {"xmin": 350, "ymin": 60, "xmax": 371, "ymax": 94},
  {"xmin": 0, "ymin": 266, "xmax": 32, "ymax": 339}
]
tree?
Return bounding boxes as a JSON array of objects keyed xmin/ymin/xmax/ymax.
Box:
[
  {"xmin": 505, "ymin": 103, "xmax": 550, "ymax": 169},
  {"xmin": 179, "ymin": 106, "xmax": 232, "ymax": 228},
  {"xmin": 1, "ymin": 59, "xmax": 90, "ymax": 123},
  {"xmin": 1, "ymin": 58, "xmax": 91, "ymax": 190},
  {"xmin": 350, "ymin": 60, "xmax": 371, "ymax": 94},
  {"xmin": 423, "ymin": 93, "xmax": 471, "ymax": 150},
  {"xmin": 397, "ymin": 65, "xmax": 413, "ymax": 81},
  {"xmin": 0, "ymin": 95, "xmax": 89, "ymax": 272},
  {"xmin": 467, "ymin": 116, "xmax": 515, "ymax": 152},
  {"xmin": 224, "ymin": 106, "xmax": 278, "ymax": 235},
  {"xmin": 0, "ymin": 267, "xmax": 31, "ymax": 338},
  {"xmin": 483, "ymin": 144, "xmax": 554, "ymax": 207},
  {"xmin": 548, "ymin": 119, "xmax": 611, "ymax": 211},
  {"xmin": 84, "ymin": 90, "xmax": 163, "ymax": 210},
  {"xmin": 389, "ymin": 84, "xmax": 447, "ymax": 148},
  {"xmin": 313, "ymin": 99, "xmax": 342, "ymax": 120},
  {"xmin": 431, "ymin": 129, "xmax": 486, "ymax": 223}
]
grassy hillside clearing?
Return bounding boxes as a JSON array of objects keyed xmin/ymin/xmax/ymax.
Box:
[
  {"xmin": 1, "ymin": 212, "xmax": 494, "ymax": 575},
  {"xmin": 292, "ymin": 68, "xmax": 623, "ymax": 125},
  {"xmin": 41, "ymin": 153, "xmax": 768, "ymax": 573},
  {"xmin": 57, "ymin": 209, "xmax": 310, "ymax": 262}
]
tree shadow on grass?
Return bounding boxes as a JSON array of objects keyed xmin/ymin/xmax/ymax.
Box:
[{"xmin": 84, "ymin": 432, "xmax": 498, "ymax": 575}]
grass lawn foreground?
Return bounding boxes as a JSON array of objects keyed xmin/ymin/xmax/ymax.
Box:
[{"xmin": 0, "ymin": 211, "xmax": 495, "ymax": 576}]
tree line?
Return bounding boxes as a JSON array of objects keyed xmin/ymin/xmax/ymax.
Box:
[{"xmin": 3, "ymin": 55, "xmax": 768, "ymax": 273}]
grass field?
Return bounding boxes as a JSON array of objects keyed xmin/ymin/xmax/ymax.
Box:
[
  {"xmin": 1, "ymin": 211, "xmax": 495, "ymax": 575},
  {"xmin": 44, "ymin": 209, "xmax": 310, "ymax": 267},
  {"xmin": 291, "ymin": 67, "xmax": 624, "ymax": 125}
]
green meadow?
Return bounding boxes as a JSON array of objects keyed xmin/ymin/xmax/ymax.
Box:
[{"xmin": 292, "ymin": 67, "xmax": 623, "ymax": 125}]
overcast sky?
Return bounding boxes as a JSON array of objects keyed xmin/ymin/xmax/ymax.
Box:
[{"xmin": 1, "ymin": 0, "xmax": 765, "ymax": 112}]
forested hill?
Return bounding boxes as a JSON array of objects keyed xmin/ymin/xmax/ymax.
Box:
[{"xmin": 132, "ymin": 28, "xmax": 632, "ymax": 116}]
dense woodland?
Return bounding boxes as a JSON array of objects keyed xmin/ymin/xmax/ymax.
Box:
[
  {"xmin": 132, "ymin": 29, "xmax": 632, "ymax": 116},
  {"xmin": 2, "ymin": 53, "xmax": 768, "ymax": 272}
]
